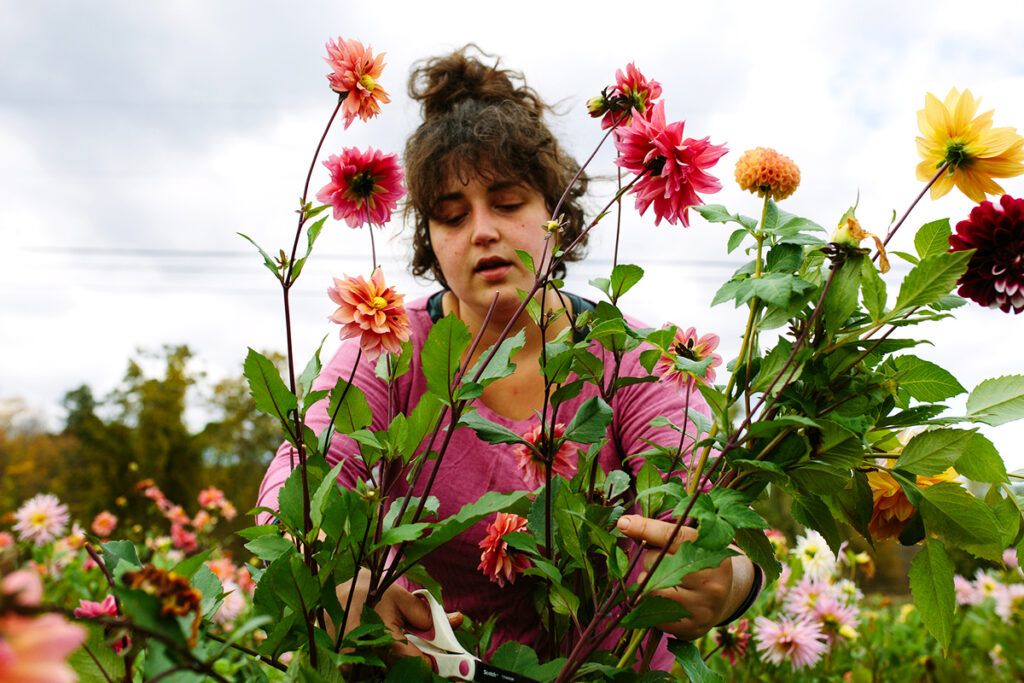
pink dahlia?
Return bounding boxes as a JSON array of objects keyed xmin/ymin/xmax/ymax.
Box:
[
  {"xmin": 653, "ymin": 325, "xmax": 722, "ymax": 393},
  {"xmin": 13, "ymin": 493, "xmax": 69, "ymax": 546},
  {"xmin": 74, "ymin": 595, "xmax": 118, "ymax": 620},
  {"xmin": 589, "ymin": 63, "xmax": 663, "ymax": 129},
  {"xmin": 614, "ymin": 101, "xmax": 728, "ymax": 226},
  {"xmin": 995, "ymin": 583, "xmax": 1024, "ymax": 622},
  {"xmin": 513, "ymin": 422, "xmax": 578, "ymax": 489},
  {"xmin": 91, "ymin": 511, "xmax": 118, "ymax": 538},
  {"xmin": 0, "ymin": 613, "xmax": 86, "ymax": 683},
  {"xmin": 2, "ymin": 569, "xmax": 43, "ymax": 607},
  {"xmin": 324, "ymin": 37, "xmax": 391, "ymax": 128},
  {"xmin": 955, "ymin": 575, "xmax": 980, "ymax": 606},
  {"xmin": 949, "ymin": 194, "xmax": 1024, "ymax": 313},
  {"xmin": 192, "ymin": 510, "xmax": 213, "ymax": 532},
  {"xmin": 716, "ymin": 618, "xmax": 751, "ymax": 665},
  {"xmin": 784, "ymin": 578, "xmax": 837, "ymax": 618},
  {"xmin": 808, "ymin": 594, "xmax": 859, "ymax": 644},
  {"xmin": 197, "ymin": 486, "xmax": 226, "ymax": 509},
  {"xmin": 478, "ymin": 512, "xmax": 531, "ymax": 588},
  {"xmin": 316, "ymin": 147, "xmax": 406, "ymax": 228},
  {"xmin": 753, "ymin": 616, "xmax": 828, "ymax": 669},
  {"xmin": 327, "ymin": 268, "xmax": 411, "ymax": 360}
]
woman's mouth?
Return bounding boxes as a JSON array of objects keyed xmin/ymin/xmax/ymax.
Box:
[{"xmin": 474, "ymin": 256, "xmax": 514, "ymax": 282}]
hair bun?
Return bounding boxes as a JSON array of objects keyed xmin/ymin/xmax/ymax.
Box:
[{"xmin": 408, "ymin": 44, "xmax": 545, "ymax": 119}]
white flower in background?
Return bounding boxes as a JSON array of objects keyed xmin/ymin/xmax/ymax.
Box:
[
  {"xmin": 794, "ymin": 530, "xmax": 836, "ymax": 581},
  {"xmin": 13, "ymin": 493, "xmax": 70, "ymax": 546}
]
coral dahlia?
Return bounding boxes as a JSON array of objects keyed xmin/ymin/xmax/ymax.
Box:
[
  {"xmin": 734, "ymin": 147, "xmax": 801, "ymax": 201},
  {"xmin": 949, "ymin": 194, "xmax": 1024, "ymax": 313},
  {"xmin": 916, "ymin": 88, "xmax": 1024, "ymax": 202},
  {"xmin": 91, "ymin": 511, "xmax": 118, "ymax": 538},
  {"xmin": 653, "ymin": 325, "xmax": 722, "ymax": 394},
  {"xmin": 513, "ymin": 422, "xmax": 578, "ymax": 489},
  {"xmin": 324, "ymin": 37, "xmax": 391, "ymax": 128},
  {"xmin": 614, "ymin": 101, "xmax": 727, "ymax": 226},
  {"xmin": 478, "ymin": 512, "xmax": 531, "ymax": 588},
  {"xmin": 328, "ymin": 268, "xmax": 411, "ymax": 360},
  {"xmin": 13, "ymin": 493, "xmax": 69, "ymax": 546},
  {"xmin": 317, "ymin": 147, "xmax": 406, "ymax": 228},
  {"xmin": 589, "ymin": 63, "xmax": 663, "ymax": 129}
]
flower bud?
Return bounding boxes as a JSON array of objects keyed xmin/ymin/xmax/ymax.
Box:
[{"xmin": 586, "ymin": 94, "xmax": 608, "ymax": 118}]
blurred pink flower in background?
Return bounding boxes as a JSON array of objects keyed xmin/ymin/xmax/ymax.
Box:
[
  {"xmin": 615, "ymin": 101, "xmax": 727, "ymax": 226},
  {"xmin": 13, "ymin": 494, "xmax": 69, "ymax": 546},
  {"xmin": 0, "ymin": 533, "xmax": 13, "ymax": 548},
  {"xmin": 192, "ymin": 510, "xmax": 213, "ymax": 532},
  {"xmin": 317, "ymin": 147, "xmax": 406, "ymax": 228},
  {"xmin": 513, "ymin": 422, "xmax": 578, "ymax": 489},
  {"xmin": 0, "ymin": 613, "xmax": 86, "ymax": 683},
  {"xmin": 955, "ymin": 575, "xmax": 980, "ymax": 606},
  {"xmin": 198, "ymin": 487, "xmax": 226, "ymax": 509},
  {"xmin": 170, "ymin": 524, "xmax": 198, "ymax": 553},
  {"xmin": 324, "ymin": 37, "xmax": 391, "ymax": 128},
  {"xmin": 716, "ymin": 618, "xmax": 751, "ymax": 665},
  {"xmin": 91, "ymin": 511, "xmax": 118, "ymax": 538},
  {"xmin": 74, "ymin": 595, "xmax": 118, "ymax": 620},
  {"xmin": 1, "ymin": 569, "xmax": 43, "ymax": 607},
  {"xmin": 754, "ymin": 616, "xmax": 828, "ymax": 669},
  {"xmin": 328, "ymin": 268, "xmax": 411, "ymax": 359}
]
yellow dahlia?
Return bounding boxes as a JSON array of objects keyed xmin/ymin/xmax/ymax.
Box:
[
  {"xmin": 734, "ymin": 147, "xmax": 801, "ymax": 201},
  {"xmin": 867, "ymin": 466, "xmax": 958, "ymax": 540},
  {"xmin": 916, "ymin": 88, "xmax": 1024, "ymax": 202}
]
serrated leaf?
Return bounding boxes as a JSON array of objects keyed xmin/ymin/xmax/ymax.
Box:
[
  {"xmin": 563, "ymin": 396, "xmax": 613, "ymax": 444},
  {"xmin": 694, "ymin": 204, "xmax": 758, "ymax": 231},
  {"xmin": 609, "ymin": 263, "xmax": 644, "ymax": 300},
  {"xmin": 458, "ymin": 410, "xmax": 529, "ymax": 446},
  {"xmin": 894, "ymin": 355, "xmax": 966, "ymax": 402},
  {"xmin": 465, "ymin": 330, "xmax": 525, "ymax": 387},
  {"xmin": 823, "ymin": 253, "xmax": 863, "ymax": 336},
  {"xmin": 727, "ymin": 228, "xmax": 748, "ymax": 254},
  {"xmin": 244, "ymin": 348, "xmax": 297, "ymax": 424},
  {"xmin": 861, "ymin": 256, "xmax": 888, "ymax": 321},
  {"xmin": 909, "ymin": 539, "xmax": 955, "ymax": 652},
  {"xmin": 895, "ymin": 428, "xmax": 974, "ymax": 475},
  {"xmin": 515, "ymin": 249, "xmax": 535, "ymax": 273},
  {"xmin": 325, "ymin": 377, "xmax": 372, "ymax": 435},
  {"xmin": 966, "ymin": 375, "xmax": 1024, "ymax": 426},
  {"xmin": 422, "ymin": 314, "xmax": 471, "ymax": 402},
  {"xmin": 954, "ymin": 432, "xmax": 1007, "ymax": 484},
  {"xmin": 914, "ymin": 219, "xmax": 952, "ymax": 260},
  {"xmin": 919, "ymin": 483, "xmax": 1004, "ymax": 560},
  {"xmin": 621, "ymin": 595, "xmax": 689, "ymax": 628},
  {"xmin": 667, "ymin": 639, "xmax": 723, "ymax": 683},
  {"xmin": 893, "ymin": 251, "xmax": 973, "ymax": 312},
  {"xmin": 245, "ymin": 534, "xmax": 294, "ymax": 562},
  {"xmin": 238, "ymin": 232, "xmax": 282, "ymax": 281}
]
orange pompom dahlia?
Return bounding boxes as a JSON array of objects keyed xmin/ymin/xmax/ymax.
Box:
[{"xmin": 735, "ymin": 147, "xmax": 801, "ymax": 201}]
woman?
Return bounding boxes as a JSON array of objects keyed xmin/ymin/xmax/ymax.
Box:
[{"xmin": 258, "ymin": 45, "xmax": 758, "ymax": 669}]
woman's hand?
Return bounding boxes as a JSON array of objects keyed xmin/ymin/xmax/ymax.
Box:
[
  {"xmin": 617, "ymin": 514, "xmax": 754, "ymax": 641},
  {"xmin": 333, "ymin": 570, "xmax": 463, "ymax": 661}
]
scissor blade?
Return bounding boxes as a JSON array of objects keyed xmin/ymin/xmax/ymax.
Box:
[{"xmin": 474, "ymin": 661, "xmax": 538, "ymax": 682}]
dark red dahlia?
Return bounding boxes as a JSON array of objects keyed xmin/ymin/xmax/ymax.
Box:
[{"xmin": 949, "ymin": 194, "xmax": 1024, "ymax": 314}]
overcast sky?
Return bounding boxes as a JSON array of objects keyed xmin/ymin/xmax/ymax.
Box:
[{"xmin": 3, "ymin": 0, "xmax": 1024, "ymax": 469}]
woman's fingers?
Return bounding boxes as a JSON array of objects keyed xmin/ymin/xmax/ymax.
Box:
[{"xmin": 617, "ymin": 514, "xmax": 697, "ymax": 551}]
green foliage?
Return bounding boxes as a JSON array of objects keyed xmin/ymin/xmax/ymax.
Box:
[
  {"xmin": 909, "ymin": 539, "xmax": 955, "ymax": 653},
  {"xmin": 422, "ymin": 314, "xmax": 471, "ymax": 403},
  {"xmin": 966, "ymin": 374, "xmax": 1024, "ymax": 426}
]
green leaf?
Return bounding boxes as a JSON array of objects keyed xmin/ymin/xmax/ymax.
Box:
[
  {"xmin": 739, "ymin": 273, "xmax": 817, "ymax": 308},
  {"xmin": 919, "ymin": 483, "xmax": 1004, "ymax": 560},
  {"xmin": 766, "ymin": 243, "xmax": 803, "ymax": 273},
  {"xmin": 291, "ymin": 216, "xmax": 328, "ymax": 281},
  {"xmin": 914, "ymin": 219, "xmax": 952, "ymax": 260},
  {"xmin": 861, "ymin": 256, "xmax": 888, "ymax": 321},
  {"xmin": 563, "ymin": 397, "xmax": 613, "ymax": 444},
  {"xmin": 893, "ymin": 250, "xmax": 973, "ymax": 312},
  {"xmin": 299, "ymin": 337, "xmax": 327, "ymax": 400},
  {"xmin": 791, "ymin": 463, "xmax": 852, "ymax": 494},
  {"xmin": 69, "ymin": 624, "xmax": 127, "ymax": 681},
  {"xmin": 727, "ymin": 228, "xmax": 749, "ymax": 254},
  {"xmin": 515, "ymin": 249, "xmax": 535, "ymax": 273},
  {"xmin": 244, "ymin": 348, "xmax": 297, "ymax": 424},
  {"xmin": 238, "ymin": 232, "xmax": 282, "ymax": 281},
  {"xmin": 646, "ymin": 542, "xmax": 733, "ymax": 592},
  {"xmin": 609, "ymin": 263, "xmax": 645, "ymax": 300},
  {"xmin": 101, "ymin": 540, "xmax": 140, "ymax": 574},
  {"xmin": 245, "ymin": 534, "xmax": 294, "ymax": 562},
  {"xmin": 694, "ymin": 204, "xmax": 758, "ymax": 231},
  {"xmin": 909, "ymin": 539, "xmax": 955, "ymax": 653},
  {"xmin": 792, "ymin": 495, "xmax": 841, "ymax": 552},
  {"xmin": 458, "ymin": 410, "xmax": 529, "ymax": 446},
  {"xmin": 966, "ymin": 375, "xmax": 1024, "ymax": 426},
  {"xmin": 465, "ymin": 330, "xmax": 525, "ymax": 387},
  {"xmin": 378, "ymin": 523, "xmax": 430, "ymax": 546},
  {"xmin": 667, "ymin": 639, "xmax": 723, "ymax": 683},
  {"xmin": 955, "ymin": 433, "xmax": 1007, "ymax": 484},
  {"xmin": 171, "ymin": 548, "xmax": 213, "ymax": 579},
  {"xmin": 421, "ymin": 314, "xmax": 471, "ymax": 402},
  {"xmin": 895, "ymin": 428, "xmax": 975, "ymax": 476},
  {"xmin": 894, "ymin": 356, "xmax": 966, "ymax": 402},
  {"xmin": 734, "ymin": 527, "xmax": 782, "ymax": 586},
  {"xmin": 490, "ymin": 641, "xmax": 541, "ymax": 676},
  {"xmin": 621, "ymin": 595, "xmax": 689, "ymax": 628},
  {"xmin": 261, "ymin": 552, "xmax": 319, "ymax": 615},
  {"xmin": 823, "ymin": 253, "xmax": 863, "ymax": 336},
  {"xmin": 325, "ymin": 378, "xmax": 372, "ymax": 435}
]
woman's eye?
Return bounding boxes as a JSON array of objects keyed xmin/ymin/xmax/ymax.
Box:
[
  {"xmin": 439, "ymin": 213, "xmax": 467, "ymax": 226},
  {"xmin": 496, "ymin": 203, "xmax": 524, "ymax": 212}
]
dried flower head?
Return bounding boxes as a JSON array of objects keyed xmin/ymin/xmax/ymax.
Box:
[
  {"xmin": 734, "ymin": 147, "xmax": 801, "ymax": 201},
  {"xmin": 916, "ymin": 88, "xmax": 1024, "ymax": 202},
  {"xmin": 123, "ymin": 564, "xmax": 203, "ymax": 644},
  {"xmin": 324, "ymin": 37, "xmax": 391, "ymax": 128}
]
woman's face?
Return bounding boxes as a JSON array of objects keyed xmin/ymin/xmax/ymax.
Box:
[{"xmin": 427, "ymin": 175, "xmax": 550, "ymax": 317}]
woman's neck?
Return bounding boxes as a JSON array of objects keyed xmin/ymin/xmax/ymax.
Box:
[{"xmin": 443, "ymin": 289, "xmax": 571, "ymax": 360}]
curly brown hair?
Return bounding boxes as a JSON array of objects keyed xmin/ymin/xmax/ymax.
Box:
[{"xmin": 403, "ymin": 45, "xmax": 589, "ymax": 288}]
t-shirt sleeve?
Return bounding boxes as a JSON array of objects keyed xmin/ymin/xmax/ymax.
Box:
[{"xmin": 255, "ymin": 339, "xmax": 397, "ymax": 525}]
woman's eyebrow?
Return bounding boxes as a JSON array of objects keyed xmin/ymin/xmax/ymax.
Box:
[{"xmin": 487, "ymin": 181, "xmax": 526, "ymax": 194}]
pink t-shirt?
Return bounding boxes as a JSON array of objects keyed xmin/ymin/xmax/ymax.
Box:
[{"xmin": 257, "ymin": 292, "xmax": 706, "ymax": 668}]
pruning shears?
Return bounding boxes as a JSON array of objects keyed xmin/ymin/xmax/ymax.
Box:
[{"xmin": 404, "ymin": 589, "xmax": 538, "ymax": 682}]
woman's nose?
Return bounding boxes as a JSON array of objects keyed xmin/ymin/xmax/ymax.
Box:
[{"xmin": 468, "ymin": 210, "xmax": 500, "ymax": 245}]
